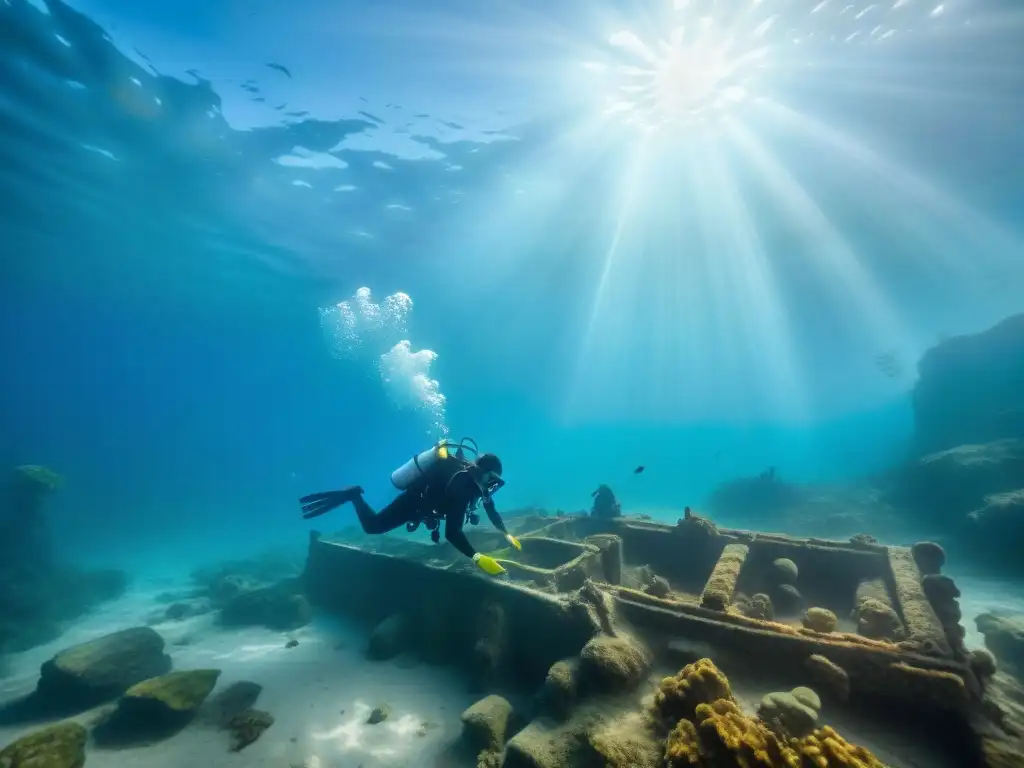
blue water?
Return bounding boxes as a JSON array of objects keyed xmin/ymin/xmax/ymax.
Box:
[{"xmin": 2, "ymin": 0, "xmax": 1024, "ymax": 574}]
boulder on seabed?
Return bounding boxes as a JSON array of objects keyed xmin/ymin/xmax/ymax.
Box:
[
  {"xmin": 93, "ymin": 669, "xmax": 222, "ymax": 745},
  {"xmin": 0, "ymin": 721, "xmax": 87, "ymax": 768},
  {"xmin": 33, "ymin": 626, "xmax": 172, "ymax": 711}
]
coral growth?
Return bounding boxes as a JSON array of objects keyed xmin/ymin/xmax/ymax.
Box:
[
  {"xmin": 799, "ymin": 726, "xmax": 886, "ymax": 768},
  {"xmin": 854, "ymin": 598, "xmax": 904, "ymax": 642},
  {"xmin": 658, "ymin": 660, "xmax": 884, "ymax": 768},
  {"xmin": 653, "ymin": 658, "xmax": 733, "ymax": 726},
  {"xmin": 734, "ymin": 593, "xmax": 774, "ymax": 621},
  {"xmin": 677, "ymin": 506, "xmax": 719, "ymax": 538},
  {"xmin": 757, "ymin": 688, "xmax": 821, "ymax": 739}
]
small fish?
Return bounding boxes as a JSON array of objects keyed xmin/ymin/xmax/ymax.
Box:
[
  {"xmin": 634, "ymin": 466, "xmax": 645, "ymax": 474},
  {"xmin": 266, "ymin": 62, "xmax": 292, "ymax": 78}
]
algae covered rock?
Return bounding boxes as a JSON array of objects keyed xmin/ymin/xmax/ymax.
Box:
[
  {"xmin": 35, "ymin": 626, "xmax": 172, "ymax": 709},
  {"xmin": 503, "ymin": 708, "xmax": 596, "ymax": 768},
  {"xmin": 461, "ymin": 694, "xmax": 514, "ymax": 754},
  {"xmin": 123, "ymin": 669, "xmax": 221, "ymax": 712},
  {"xmin": 367, "ymin": 704, "xmax": 391, "ymax": 724},
  {"xmin": 0, "ymin": 722, "xmax": 86, "ymax": 768},
  {"xmin": 578, "ymin": 634, "xmax": 651, "ymax": 694},
  {"xmin": 227, "ymin": 708, "xmax": 274, "ymax": 751},
  {"xmin": 539, "ymin": 658, "xmax": 580, "ymax": 719},
  {"xmin": 802, "ymin": 607, "xmax": 838, "ymax": 634},
  {"xmin": 94, "ymin": 669, "xmax": 221, "ymax": 745}
]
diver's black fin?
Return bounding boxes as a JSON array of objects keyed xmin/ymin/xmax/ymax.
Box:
[{"xmin": 299, "ymin": 488, "xmax": 361, "ymax": 520}]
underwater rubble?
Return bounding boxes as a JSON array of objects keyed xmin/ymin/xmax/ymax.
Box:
[{"xmin": 305, "ymin": 506, "xmax": 1024, "ymax": 767}]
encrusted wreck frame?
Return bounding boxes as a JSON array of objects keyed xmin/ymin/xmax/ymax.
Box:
[{"xmin": 304, "ymin": 513, "xmax": 975, "ymax": 720}]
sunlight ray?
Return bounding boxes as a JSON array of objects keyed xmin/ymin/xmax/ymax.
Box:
[
  {"xmin": 699, "ymin": 128, "xmax": 808, "ymax": 419},
  {"xmin": 565, "ymin": 141, "xmax": 651, "ymax": 414},
  {"xmin": 722, "ymin": 115, "xmax": 913, "ymax": 353},
  {"xmin": 578, "ymin": 144, "xmax": 650, "ymax": 355},
  {"xmin": 754, "ymin": 98, "xmax": 1024, "ymax": 268}
]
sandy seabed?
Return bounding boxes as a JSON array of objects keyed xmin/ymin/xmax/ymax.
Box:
[
  {"xmin": 2, "ymin": 571, "xmax": 1022, "ymax": 768},
  {"xmin": 0, "ymin": 577, "xmax": 478, "ymax": 768}
]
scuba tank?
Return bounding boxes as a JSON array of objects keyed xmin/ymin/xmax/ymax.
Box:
[{"xmin": 391, "ymin": 437, "xmax": 480, "ymax": 491}]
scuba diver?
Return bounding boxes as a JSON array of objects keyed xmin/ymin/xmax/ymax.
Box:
[{"xmin": 298, "ymin": 438, "xmax": 520, "ymax": 576}]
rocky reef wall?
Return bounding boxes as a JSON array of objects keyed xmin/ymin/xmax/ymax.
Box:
[{"xmin": 912, "ymin": 313, "xmax": 1024, "ymax": 457}]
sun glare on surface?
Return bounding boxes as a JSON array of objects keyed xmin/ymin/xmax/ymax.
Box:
[
  {"xmin": 390, "ymin": 0, "xmax": 1024, "ymax": 421},
  {"xmin": 582, "ymin": 12, "xmax": 770, "ymax": 131}
]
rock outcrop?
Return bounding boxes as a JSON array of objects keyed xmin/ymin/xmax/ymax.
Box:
[
  {"xmin": 0, "ymin": 722, "xmax": 87, "ymax": 768},
  {"xmin": 911, "ymin": 314, "xmax": 1024, "ymax": 456},
  {"xmin": 0, "ymin": 465, "xmax": 128, "ymax": 655},
  {"xmin": 94, "ymin": 669, "xmax": 221, "ymax": 745},
  {"xmin": 34, "ymin": 626, "xmax": 172, "ymax": 711},
  {"xmin": 881, "ymin": 436, "xmax": 1024, "ymax": 574}
]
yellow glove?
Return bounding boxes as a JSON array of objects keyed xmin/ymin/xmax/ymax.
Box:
[
  {"xmin": 505, "ymin": 533, "xmax": 522, "ymax": 551},
  {"xmin": 473, "ymin": 553, "xmax": 506, "ymax": 576}
]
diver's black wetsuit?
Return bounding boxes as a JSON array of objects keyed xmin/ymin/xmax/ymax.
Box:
[{"xmin": 349, "ymin": 456, "xmax": 508, "ymax": 559}]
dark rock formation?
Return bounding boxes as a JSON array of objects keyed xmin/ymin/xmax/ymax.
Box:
[
  {"xmin": 705, "ymin": 467, "xmax": 807, "ymax": 518},
  {"xmin": 912, "ymin": 313, "xmax": 1024, "ymax": 457},
  {"xmin": 0, "ymin": 465, "xmax": 128, "ymax": 654},
  {"xmin": 976, "ymin": 613, "xmax": 1024, "ymax": 674},
  {"xmin": 590, "ymin": 485, "xmax": 621, "ymax": 519},
  {"xmin": 887, "ymin": 439, "xmax": 1024, "ymax": 527},
  {"xmin": 218, "ymin": 579, "xmax": 312, "ymax": 631},
  {"xmin": 188, "ymin": 558, "xmax": 311, "ymax": 632},
  {"xmin": 885, "ymin": 440, "xmax": 1024, "ymax": 573}
]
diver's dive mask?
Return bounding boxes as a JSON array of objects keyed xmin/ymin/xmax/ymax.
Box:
[{"xmin": 474, "ymin": 469, "xmax": 505, "ymax": 499}]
